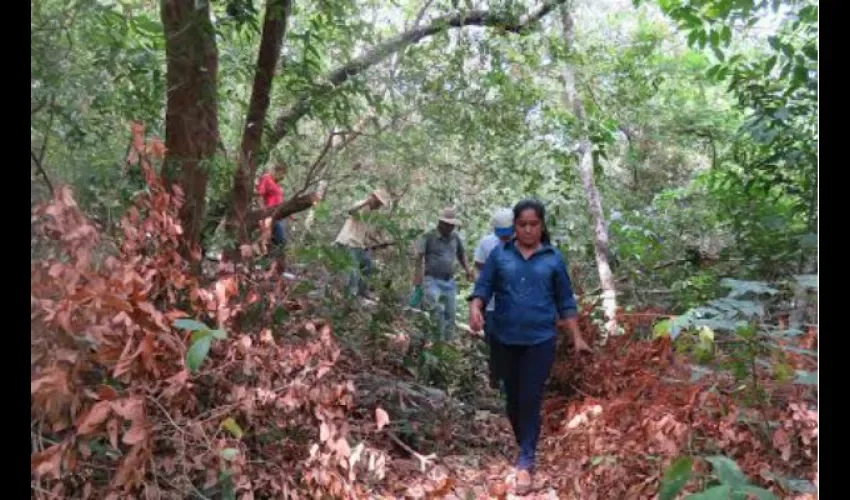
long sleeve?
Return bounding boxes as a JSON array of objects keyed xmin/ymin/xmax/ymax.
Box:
[
  {"xmin": 473, "ymin": 237, "xmax": 489, "ymax": 264},
  {"xmin": 470, "ymin": 249, "xmax": 497, "ymax": 305},
  {"xmin": 553, "ymin": 255, "xmax": 578, "ymax": 319}
]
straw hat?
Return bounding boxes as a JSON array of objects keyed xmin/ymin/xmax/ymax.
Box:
[
  {"xmin": 438, "ymin": 207, "xmax": 461, "ymax": 226},
  {"xmin": 372, "ymin": 189, "xmax": 390, "ymax": 206}
]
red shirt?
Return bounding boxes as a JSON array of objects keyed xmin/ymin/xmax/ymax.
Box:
[{"xmin": 257, "ymin": 174, "xmax": 283, "ymax": 208}]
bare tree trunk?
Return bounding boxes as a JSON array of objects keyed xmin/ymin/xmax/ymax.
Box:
[
  {"xmin": 160, "ymin": 0, "xmax": 220, "ymax": 252},
  {"xmin": 229, "ymin": 0, "xmax": 292, "ymax": 244},
  {"xmin": 559, "ymin": 4, "xmax": 618, "ymax": 338}
]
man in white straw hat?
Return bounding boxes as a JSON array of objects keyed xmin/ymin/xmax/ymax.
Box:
[
  {"xmin": 413, "ymin": 207, "xmax": 474, "ymax": 341},
  {"xmin": 334, "ymin": 188, "xmax": 390, "ymax": 298},
  {"xmin": 473, "ymin": 207, "xmax": 514, "ymax": 389}
]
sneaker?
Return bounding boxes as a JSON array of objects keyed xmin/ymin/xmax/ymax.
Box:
[{"xmin": 516, "ymin": 469, "xmax": 532, "ymax": 495}]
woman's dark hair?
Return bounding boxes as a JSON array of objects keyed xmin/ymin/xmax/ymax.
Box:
[{"xmin": 513, "ymin": 198, "xmax": 551, "ymax": 245}]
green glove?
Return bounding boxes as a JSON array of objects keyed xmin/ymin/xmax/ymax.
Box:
[{"xmin": 408, "ymin": 285, "xmax": 423, "ymax": 308}]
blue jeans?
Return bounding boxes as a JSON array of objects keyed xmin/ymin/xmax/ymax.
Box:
[
  {"xmin": 423, "ymin": 276, "xmax": 457, "ymax": 341},
  {"xmin": 492, "ymin": 337, "xmax": 556, "ymax": 471},
  {"xmin": 272, "ymin": 220, "xmax": 286, "ymax": 246},
  {"xmin": 347, "ymin": 247, "xmax": 373, "ymax": 297}
]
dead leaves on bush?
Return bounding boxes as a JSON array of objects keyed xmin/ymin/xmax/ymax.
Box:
[{"xmin": 31, "ymin": 122, "xmax": 388, "ymax": 499}]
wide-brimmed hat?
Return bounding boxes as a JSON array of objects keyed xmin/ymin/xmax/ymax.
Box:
[
  {"xmin": 438, "ymin": 207, "xmax": 461, "ymax": 226},
  {"xmin": 371, "ymin": 189, "xmax": 390, "ymax": 206}
]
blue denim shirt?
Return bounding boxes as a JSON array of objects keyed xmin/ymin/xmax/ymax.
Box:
[{"xmin": 471, "ymin": 241, "xmax": 578, "ymax": 346}]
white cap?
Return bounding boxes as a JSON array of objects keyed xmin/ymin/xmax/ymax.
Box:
[{"xmin": 491, "ymin": 208, "xmax": 513, "ymax": 229}]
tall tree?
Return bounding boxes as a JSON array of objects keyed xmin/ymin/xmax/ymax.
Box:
[
  {"xmin": 559, "ymin": 2, "xmax": 619, "ymax": 338},
  {"xmin": 160, "ymin": 0, "xmax": 221, "ymax": 252},
  {"xmin": 228, "ymin": 0, "xmax": 293, "ymax": 244}
]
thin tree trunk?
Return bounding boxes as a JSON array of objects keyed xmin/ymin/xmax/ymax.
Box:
[
  {"xmin": 160, "ymin": 0, "xmax": 220, "ymax": 253},
  {"xmin": 559, "ymin": 3, "xmax": 618, "ymax": 338},
  {"xmin": 229, "ymin": 0, "xmax": 292, "ymax": 244}
]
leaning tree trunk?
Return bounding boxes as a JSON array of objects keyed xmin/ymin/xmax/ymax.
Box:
[
  {"xmin": 228, "ymin": 0, "xmax": 292, "ymax": 244},
  {"xmin": 559, "ymin": 4, "xmax": 618, "ymax": 338},
  {"xmin": 160, "ymin": 0, "xmax": 220, "ymax": 252}
]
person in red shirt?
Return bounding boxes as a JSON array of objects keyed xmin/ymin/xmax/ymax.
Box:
[{"xmin": 256, "ymin": 164, "xmax": 289, "ymax": 258}]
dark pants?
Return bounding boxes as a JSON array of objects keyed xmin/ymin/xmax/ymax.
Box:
[
  {"xmin": 484, "ymin": 311, "xmax": 501, "ymax": 389},
  {"xmin": 272, "ymin": 220, "xmax": 286, "ymax": 246},
  {"xmin": 492, "ymin": 336, "xmax": 556, "ymax": 471}
]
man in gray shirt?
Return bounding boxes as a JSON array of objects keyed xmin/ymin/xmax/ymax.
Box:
[{"xmin": 413, "ymin": 208, "xmax": 474, "ymax": 341}]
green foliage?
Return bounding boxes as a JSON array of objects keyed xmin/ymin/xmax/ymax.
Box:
[
  {"xmin": 174, "ymin": 319, "xmax": 228, "ymax": 372},
  {"xmin": 660, "ymin": 456, "xmax": 694, "ymax": 500},
  {"xmin": 670, "ymin": 274, "xmax": 816, "ymax": 413},
  {"xmin": 661, "ymin": 455, "xmax": 777, "ymax": 500}
]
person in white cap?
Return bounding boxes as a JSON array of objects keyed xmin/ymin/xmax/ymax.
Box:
[
  {"xmin": 334, "ymin": 189, "xmax": 390, "ymax": 298},
  {"xmin": 413, "ymin": 207, "xmax": 474, "ymax": 341},
  {"xmin": 473, "ymin": 207, "xmax": 515, "ymax": 389}
]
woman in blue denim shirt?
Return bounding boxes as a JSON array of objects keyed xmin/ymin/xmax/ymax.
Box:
[{"xmin": 469, "ymin": 199, "xmax": 591, "ymax": 494}]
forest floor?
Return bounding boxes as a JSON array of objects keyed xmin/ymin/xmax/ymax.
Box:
[
  {"xmin": 319, "ymin": 296, "xmax": 818, "ymax": 499},
  {"xmin": 30, "ymin": 181, "xmax": 817, "ymax": 499}
]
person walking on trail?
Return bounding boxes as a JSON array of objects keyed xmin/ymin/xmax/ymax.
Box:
[
  {"xmin": 256, "ymin": 165, "xmax": 290, "ymax": 267},
  {"xmin": 413, "ymin": 208, "xmax": 474, "ymax": 341},
  {"xmin": 334, "ymin": 189, "xmax": 389, "ymax": 299},
  {"xmin": 473, "ymin": 207, "xmax": 515, "ymax": 390},
  {"xmin": 468, "ymin": 199, "xmax": 591, "ymax": 495}
]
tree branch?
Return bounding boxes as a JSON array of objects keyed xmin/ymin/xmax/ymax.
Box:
[
  {"xmin": 265, "ymin": 0, "xmax": 567, "ymax": 152},
  {"xmin": 32, "ymin": 94, "xmax": 57, "ymax": 197},
  {"xmin": 296, "ymin": 118, "xmax": 373, "ymax": 197},
  {"xmin": 411, "ymin": 0, "xmax": 436, "ymax": 29},
  {"xmin": 31, "ymin": 150, "xmax": 54, "ymax": 197}
]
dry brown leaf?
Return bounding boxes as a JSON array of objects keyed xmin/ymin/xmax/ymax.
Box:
[
  {"xmin": 113, "ymin": 337, "xmax": 137, "ymax": 378},
  {"xmin": 96, "ymin": 385, "xmax": 119, "ymax": 401},
  {"xmin": 165, "ymin": 309, "xmax": 189, "ymax": 322},
  {"xmin": 333, "ymin": 437, "xmax": 351, "ymax": 458},
  {"xmin": 488, "ymin": 480, "xmax": 508, "ymax": 499},
  {"xmin": 112, "ymin": 396, "xmax": 144, "ymax": 422},
  {"xmin": 76, "ymin": 400, "xmax": 113, "ymax": 434},
  {"xmin": 427, "ymin": 477, "xmax": 456, "ymax": 498},
  {"xmin": 111, "ymin": 443, "xmax": 146, "ymax": 490},
  {"xmin": 31, "ymin": 443, "xmax": 64, "ymax": 479},
  {"xmin": 107, "ymin": 418, "xmax": 119, "ymax": 449},
  {"xmin": 773, "ymin": 428, "xmax": 792, "ymax": 461},
  {"xmin": 375, "ymin": 407, "xmax": 390, "ymax": 432},
  {"xmin": 31, "ymin": 368, "xmax": 69, "ymax": 398},
  {"xmin": 123, "ymin": 419, "xmax": 148, "ymax": 445}
]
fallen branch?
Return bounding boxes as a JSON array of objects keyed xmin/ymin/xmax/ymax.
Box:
[
  {"xmin": 246, "ymin": 191, "xmax": 319, "ymax": 227},
  {"xmin": 386, "ymin": 432, "xmax": 437, "ymax": 472},
  {"xmin": 365, "ymin": 241, "xmax": 397, "ymax": 251}
]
